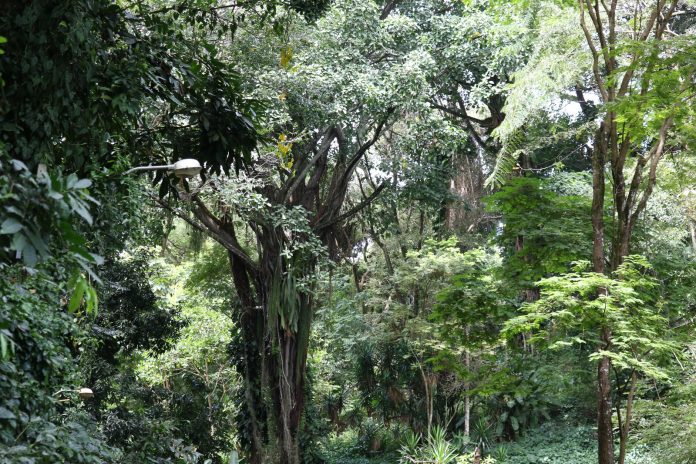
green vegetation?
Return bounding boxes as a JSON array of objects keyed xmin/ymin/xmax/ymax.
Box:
[{"xmin": 2, "ymin": 1, "xmax": 696, "ymax": 463}]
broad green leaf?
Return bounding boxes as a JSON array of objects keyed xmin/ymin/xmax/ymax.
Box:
[
  {"xmin": 0, "ymin": 406, "xmax": 16, "ymax": 420},
  {"xmin": 73, "ymin": 178, "xmax": 92, "ymax": 189},
  {"xmin": 0, "ymin": 218, "xmax": 22, "ymax": 234}
]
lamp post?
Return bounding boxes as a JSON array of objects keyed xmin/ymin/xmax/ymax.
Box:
[{"xmin": 124, "ymin": 158, "xmax": 202, "ymax": 179}]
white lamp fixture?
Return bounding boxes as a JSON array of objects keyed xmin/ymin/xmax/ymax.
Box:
[
  {"xmin": 78, "ymin": 387, "xmax": 94, "ymax": 400},
  {"xmin": 124, "ymin": 158, "xmax": 202, "ymax": 179},
  {"xmin": 171, "ymin": 159, "xmax": 203, "ymax": 178},
  {"xmin": 53, "ymin": 387, "xmax": 95, "ymax": 401}
]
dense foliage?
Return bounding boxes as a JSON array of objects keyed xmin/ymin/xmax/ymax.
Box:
[{"xmin": 1, "ymin": 0, "xmax": 695, "ymax": 464}]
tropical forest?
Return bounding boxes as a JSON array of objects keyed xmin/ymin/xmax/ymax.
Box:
[{"xmin": 2, "ymin": 0, "xmax": 696, "ymax": 463}]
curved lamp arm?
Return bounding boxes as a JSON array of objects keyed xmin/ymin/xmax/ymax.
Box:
[
  {"xmin": 123, "ymin": 159, "xmax": 202, "ymax": 179},
  {"xmin": 123, "ymin": 164, "xmax": 173, "ymax": 175}
]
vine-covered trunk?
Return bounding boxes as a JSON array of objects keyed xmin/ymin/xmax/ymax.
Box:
[
  {"xmin": 261, "ymin": 234, "xmax": 315, "ymax": 464},
  {"xmin": 230, "ymin": 261, "xmax": 313, "ymax": 464},
  {"xmin": 228, "ymin": 251, "xmax": 267, "ymax": 464},
  {"xmin": 228, "ymin": 231, "xmax": 315, "ymax": 464},
  {"xmin": 269, "ymin": 323, "xmax": 310, "ymax": 464}
]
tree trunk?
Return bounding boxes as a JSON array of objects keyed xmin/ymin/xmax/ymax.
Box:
[
  {"xmin": 618, "ymin": 371, "xmax": 638, "ymax": 464},
  {"xmin": 464, "ymin": 333, "xmax": 471, "ymax": 436},
  {"xmin": 228, "ymin": 251, "xmax": 266, "ymax": 464},
  {"xmin": 590, "ymin": 124, "xmax": 615, "ymax": 464},
  {"xmin": 597, "ymin": 329, "xmax": 614, "ymax": 464},
  {"xmin": 271, "ymin": 330, "xmax": 307, "ymax": 464},
  {"xmin": 227, "ymin": 232, "xmax": 312, "ymax": 464},
  {"xmin": 258, "ymin": 232, "xmax": 315, "ymax": 464}
]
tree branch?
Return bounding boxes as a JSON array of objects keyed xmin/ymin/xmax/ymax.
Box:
[
  {"xmin": 379, "ymin": 0, "xmax": 400, "ymax": 20},
  {"xmin": 325, "ymin": 109, "xmax": 394, "ymax": 208},
  {"xmin": 579, "ymin": 0, "xmax": 609, "ymax": 101},
  {"xmin": 282, "ymin": 127, "xmax": 337, "ymax": 204},
  {"xmin": 187, "ymin": 196, "xmax": 260, "ymax": 272},
  {"xmin": 315, "ymin": 181, "xmax": 388, "ymax": 231},
  {"xmin": 617, "ymin": 0, "xmax": 672, "ymax": 98},
  {"xmin": 629, "ymin": 117, "xmax": 673, "ymax": 229}
]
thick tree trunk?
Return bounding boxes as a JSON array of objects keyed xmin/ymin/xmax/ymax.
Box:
[
  {"xmin": 228, "ymin": 252, "xmax": 266, "ymax": 464},
  {"xmin": 259, "ymin": 236, "xmax": 315, "ymax": 464},
  {"xmin": 444, "ymin": 152, "xmax": 485, "ymax": 233},
  {"xmin": 272, "ymin": 334, "xmax": 305, "ymax": 464},
  {"xmin": 232, "ymin": 261, "xmax": 312, "ymax": 464},
  {"xmin": 227, "ymin": 230, "xmax": 310, "ymax": 464}
]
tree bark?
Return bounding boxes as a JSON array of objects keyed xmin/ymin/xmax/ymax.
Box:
[
  {"xmin": 590, "ymin": 120, "xmax": 614, "ymax": 464},
  {"xmin": 596, "ymin": 329, "xmax": 614, "ymax": 464}
]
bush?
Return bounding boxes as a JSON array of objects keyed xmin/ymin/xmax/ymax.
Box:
[
  {"xmin": 0, "ymin": 414, "xmax": 119, "ymax": 464},
  {"xmin": 320, "ymin": 429, "xmax": 398, "ymax": 464},
  {"xmin": 630, "ymin": 398, "xmax": 696, "ymax": 464},
  {"xmin": 494, "ymin": 422, "xmax": 596, "ymax": 464},
  {"xmin": 0, "ymin": 274, "xmax": 118, "ymax": 463}
]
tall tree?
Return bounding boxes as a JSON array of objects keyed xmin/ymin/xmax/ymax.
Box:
[
  {"xmin": 577, "ymin": 2, "xmax": 692, "ymax": 462},
  {"xmin": 489, "ymin": 1, "xmax": 696, "ymax": 460},
  {"xmin": 149, "ymin": 0, "xmax": 438, "ymax": 461}
]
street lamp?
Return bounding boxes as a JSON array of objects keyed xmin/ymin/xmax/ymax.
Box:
[
  {"xmin": 53, "ymin": 387, "xmax": 94, "ymax": 401},
  {"xmin": 124, "ymin": 158, "xmax": 202, "ymax": 179}
]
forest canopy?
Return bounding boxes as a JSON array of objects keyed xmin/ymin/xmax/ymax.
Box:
[{"xmin": 1, "ymin": 1, "xmax": 696, "ymax": 464}]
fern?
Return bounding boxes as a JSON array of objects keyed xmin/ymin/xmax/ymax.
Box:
[
  {"xmin": 485, "ymin": 121, "xmax": 596, "ymax": 190},
  {"xmin": 484, "ymin": 129, "xmax": 527, "ymax": 190}
]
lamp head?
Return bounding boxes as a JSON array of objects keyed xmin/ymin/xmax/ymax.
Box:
[
  {"xmin": 78, "ymin": 388, "xmax": 94, "ymax": 400},
  {"xmin": 172, "ymin": 159, "xmax": 202, "ymax": 179}
]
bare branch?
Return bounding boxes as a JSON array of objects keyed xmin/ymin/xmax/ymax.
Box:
[
  {"xmin": 579, "ymin": 0, "xmax": 609, "ymax": 101},
  {"xmin": 282, "ymin": 127, "xmax": 338, "ymax": 204},
  {"xmin": 315, "ymin": 181, "xmax": 388, "ymax": 231},
  {"xmin": 330, "ymin": 109, "xmax": 395, "ymax": 201},
  {"xmin": 629, "ymin": 117, "xmax": 673, "ymax": 228},
  {"xmin": 617, "ymin": 0, "xmax": 672, "ymax": 98}
]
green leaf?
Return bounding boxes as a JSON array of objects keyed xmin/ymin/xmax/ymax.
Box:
[
  {"xmin": 69, "ymin": 197, "xmax": 93, "ymax": 225},
  {"xmin": 510, "ymin": 416, "xmax": 519, "ymax": 431},
  {"xmin": 0, "ymin": 218, "xmax": 22, "ymax": 234},
  {"xmin": 0, "ymin": 406, "xmax": 16, "ymax": 420},
  {"xmin": 73, "ymin": 178, "xmax": 92, "ymax": 189},
  {"xmin": 23, "ymin": 245, "xmax": 37, "ymax": 267},
  {"xmin": 68, "ymin": 279, "xmax": 86, "ymax": 313},
  {"xmin": 0, "ymin": 334, "xmax": 10, "ymax": 360}
]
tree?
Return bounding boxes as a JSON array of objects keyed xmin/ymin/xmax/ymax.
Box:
[
  {"xmin": 504, "ymin": 256, "xmax": 677, "ymax": 464},
  {"xmin": 577, "ymin": 2, "xmax": 694, "ymax": 461},
  {"xmin": 424, "ymin": 2, "xmax": 535, "ymax": 233},
  {"xmin": 148, "ymin": 0, "xmax": 435, "ymax": 460},
  {"xmin": 489, "ymin": 1, "xmax": 696, "ymax": 460}
]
